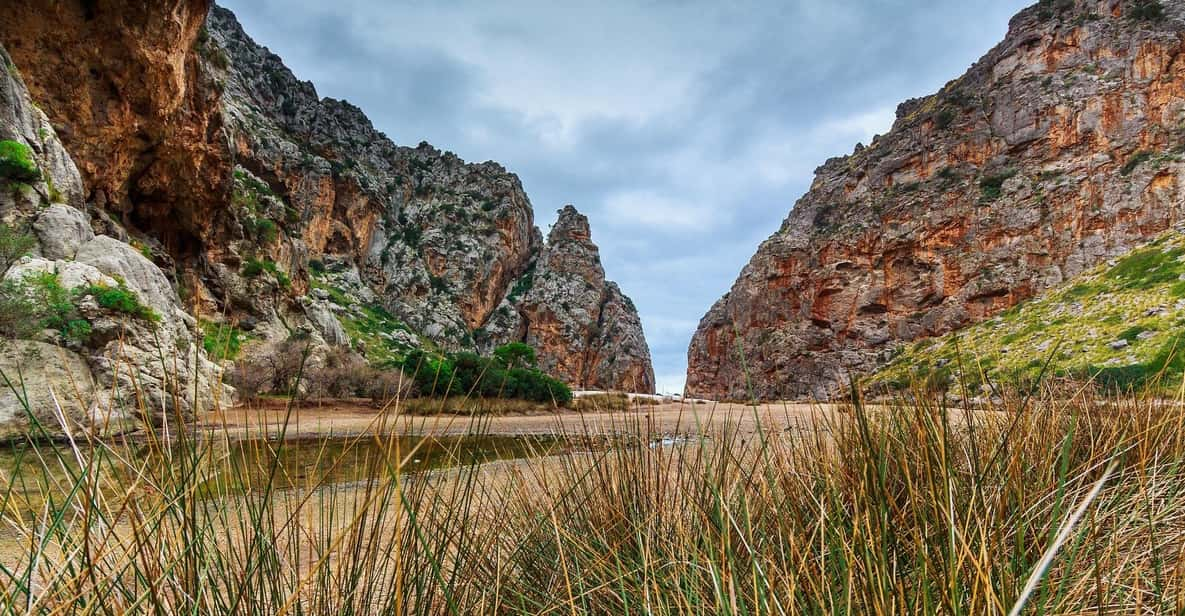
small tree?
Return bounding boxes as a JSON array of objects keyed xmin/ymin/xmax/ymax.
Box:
[
  {"xmin": 0, "ymin": 223, "xmax": 35, "ymax": 274},
  {"xmin": 493, "ymin": 342, "xmax": 536, "ymax": 370},
  {"xmin": 0, "ymin": 279, "xmax": 42, "ymax": 343}
]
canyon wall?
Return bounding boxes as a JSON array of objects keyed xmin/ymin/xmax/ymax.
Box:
[{"xmin": 688, "ymin": 0, "xmax": 1185, "ymax": 399}]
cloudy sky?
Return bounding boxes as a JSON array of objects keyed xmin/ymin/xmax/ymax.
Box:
[{"xmin": 221, "ymin": 0, "xmax": 1031, "ymax": 393}]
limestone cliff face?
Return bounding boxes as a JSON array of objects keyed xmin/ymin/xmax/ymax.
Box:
[
  {"xmin": 0, "ymin": 43, "xmax": 228, "ymax": 435},
  {"xmin": 0, "ymin": 0, "xmax": 229, "ymax": 257},
  {"xmin": 0, "ymin": 1, "xmax": 654, "ymax": 393},
  {"xmin": 482, "ymin": 206, "xmax": 656, "ymax": 392},
  {"xmin": 203, "ymin": 7, "xmax": 652, "ymax": 390},
  {"xmin": 688, "ymin": 0, "xmax": 1185, "ymax": 400}
]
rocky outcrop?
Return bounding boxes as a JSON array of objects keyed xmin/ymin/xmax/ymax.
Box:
[
  {"xmin": 199, "ymin": 7, "xmax": 653, "ymax": 391},
  {"xmin": 688, "ymin": 0, "xmax": 1185, "ymax": 400},
  {"xmin": 0, "ymin": 42, "xmax": 228, "ymax": 435},
  {"xmin": 0, "ymin": 0, "xmax": 230, "ymax": 257},
  {"xmin": 0, "ymin": 2, "xmax": 653, "ymax": 398},
  {"xmin": 482, "ymin": 206, "xmax": 655, "ymax": 392}
]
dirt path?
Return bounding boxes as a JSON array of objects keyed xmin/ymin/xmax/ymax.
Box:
[{"xmin": 200, "ymin": 399, "xmax": 849, "ymax": 440}]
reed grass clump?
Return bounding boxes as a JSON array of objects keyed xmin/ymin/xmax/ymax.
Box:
[{"xmin": 3, "ymin": 371, "xmax": 1185, "ymax": 614}]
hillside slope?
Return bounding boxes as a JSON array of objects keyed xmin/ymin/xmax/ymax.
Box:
[
  {"xmin": 870, "ymin": 225, "xmax": 1185, "ymax": 394},
  {"xmin": 688, "ymin": 0, "xmax": 1185, "ymax": 400}
]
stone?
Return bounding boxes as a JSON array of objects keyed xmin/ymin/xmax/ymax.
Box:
[
  {"xmin": 304, "ymin": 300, "xmax": 349, "ymax": 347},
  {"xmin": 486, "ymin": 206, "xmax": 655, "ymax": 392},
  {"xmin": 0, "ymin": 340, "xmax": 103, "ymax": 437},
  {"xmin": 34, "ymin": 204, "xmax": 95, "ymax": 260},
  {"xmin": 688, "ymin": 2, "xmax": 1185, "ymax": 400},
  {"xmin": 1109, "ymin": 339, "xmax": 1129, "ymax": 350}
]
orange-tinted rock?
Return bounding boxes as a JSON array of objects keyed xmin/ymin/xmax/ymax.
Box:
[
  {"xmin": 688, "ymin": 1, "xmax": 1185, "ymax": 400},
  {"xmin": 0, "ymin": 0, "xmax": 229, "ymax": 256}
]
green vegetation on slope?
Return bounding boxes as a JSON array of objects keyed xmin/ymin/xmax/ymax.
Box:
[
  {"xmin": 0, "ymin": 140, "xmax": 39, "ymax": 183},
  {"xmin": 308, "ymin": 273, "xmax": 419, "ymax": 365},
  {"xmin": 872, "ymin": 230, "xmax": 1185, "ymax": 394},
  {"xmin": 201, "ymin": 319, "xmax": 251, "ymax": 361}
]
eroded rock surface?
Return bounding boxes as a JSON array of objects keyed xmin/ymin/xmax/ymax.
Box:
[
  {"xmin": 0, "ymin": 42, "xmax": 228, "ymax": 434},
  {"xmin": 485, "ymin": 206, "xmax": 655, "ymax": 392},
  {"xmin": 0, "ymin": 2, "xmax": 654, "ymax": 401},
  {"xmin": 688, "ymin": 0, "xmax": 1185, "ymax": 400}
]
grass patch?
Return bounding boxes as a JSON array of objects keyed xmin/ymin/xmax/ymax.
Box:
[
  {"xmin": 0, "ymin": 140, "xmax": 39, "ymax": 183},
  {"xmin": 869, "ymin": 229, "xmax": 1185, "ymax": 395}
]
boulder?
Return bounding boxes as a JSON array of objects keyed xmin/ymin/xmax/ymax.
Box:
[
  {"xmin": 34, "ymin": 203, "xmax": 94, "ymax": 260},
  {"xmin": 0, "ymin": 340, "xmax": 105, "ymax": 437}
]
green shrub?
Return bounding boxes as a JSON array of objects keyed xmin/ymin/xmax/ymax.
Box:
[
  {"xmin": 979, "ymin": 170, "xmax": 1016, "ymax": 202},
  {"xmin": 507, "ymin": 265, "xmax": 535, "ymax": 301},
  {"xmin": 251, "ymin": 218, "xmax": 279, "ymax": 244},
  {"xmin": 202, "ymin": 320, "xmax": 248, "ymax": 361},
  {"xmin": 428, "ymin": 274, "xmax": 450, "ymax": 294},
  {"xmin": 242, "ymin": 257, "xmax": 291, "ymax": 289},
  {"xmin": 0, "ymin": 140, "xmax": 39, "ymax": 183},
  {"xmin": 0, "ymin": 223, "xmax": 36, "ymax": 273},
  {"xmin": 26, "ymin": 272, "xmax": 80, "ymax": 338},
  {"xmin": 1120, "ymin": 150, "xmax": 1153, "ymax": 176},
  {"xmin": 400, "ymin": 345, "xmax": 572, "ymax": 404},
  {"xmin": 84, "ymin": 283, "xmax": 161, "ymax": 323},
  {"xmin": 242, "ymin": 258, "xmax": 265, "ymax": 278},
  {"xmin": 933, "ymin": 108, "xmax": 956, "ymax": 130},
  {"xmin": 0, "ymin": 279, "xmax": 43, "ymax": 341},
  {"xmin": 493, "ymin": 342, "xmax": 536, "ymax": 369},
  {"xmin": 1128, "ymin": 0, "xmax": 1165, "ymax": 21},
  {"xmin": 1036, "ymin": 0, "xmax": 1074, "ymax": 20},
  {"xmin": 16, "ymin": 272, "xmax": 92, "ymax": 343}
]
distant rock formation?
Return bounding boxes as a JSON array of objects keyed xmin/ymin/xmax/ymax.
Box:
[
  {"xmin": 688, "ymin": 0, "xmax": 1185, "ymax": 400},
  {"xmin": 482, "ymin": 206, "xmax": 656, "ymax": 393}
]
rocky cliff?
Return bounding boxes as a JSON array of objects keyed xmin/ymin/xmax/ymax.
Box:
[
  {"xmin": 0, "ymin": 43, "xmax": 228, "ymax": 436},
  {"xmin": 687, "ymin": 0, "xmax": 1185, "ymax": 400},
  {"xmin": 482, "ymin": 206, "xmax": 656, "ymax": 393},
  {"xmin": 0, "ymin": 0, "xmax": 654, "ymax": 412}
]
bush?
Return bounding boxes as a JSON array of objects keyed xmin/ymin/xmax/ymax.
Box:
[
  {"xmin": 493, "ymin": 342, "xmax": 536, "ymax": 369},
  {"xmin": 242, "ymin": 257, "xmax": 291, "ymax": 289},
  {"xmin": 1120, "ymin": 150, "xmax": 1153, "ymax": 176},
  {"xmin": 304, "ymin": 348, "xmax": 413, "ymax": 402},
  {"xmin": 227, "ymin": 338, "xmax": 308, "ymax": 399},
  {"xmin": 933, "ymin": 108, "xmax": 956, "ymax": 129},
  {"xmin": 978, "ymin": 170, "xmax": 1016, "ymax": 202},
  {"xmin": 84, "ymin": 283, "xmax": 161, "ymax": 322},
  {"xmin": 201, "ymin": 320, "xmax": 249, "ymax": 361},
  {"xmin": 0, "ymin": 140, "xmax": 39, "ymax": 183},
  {"xmin": 251, "ymin": 218, "xmax": 279, "ymax": 244},
  {"xmin": 0, "ymin": 279, "xmax": 43, "ymax": 342},
  {"xmin": 1036, "ymin": 0, "xmax": 1075, "ymax": 21},
  {"xmin": 1128, "ymin": 0, "xmax": 1165, "ymax": 21},
  {"xmin": 400, "ymin": 345, "xmax": 572, "ymax": 404},
  {"xmin": 0, "ymin": 223, "xmax": 36, "ymax": 273}
]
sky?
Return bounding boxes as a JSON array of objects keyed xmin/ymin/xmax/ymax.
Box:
[{"xmin": 220, "ymin": 0, "xmax": 1032, "ymax": 394}]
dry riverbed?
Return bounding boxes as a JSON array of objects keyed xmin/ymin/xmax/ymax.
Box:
[{"xmin": 201, "ymin": 398, "xmax": 848, "ymax": 440}]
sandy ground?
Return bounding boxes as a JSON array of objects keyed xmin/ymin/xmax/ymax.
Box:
[{"xmin": 200, "ymin": 399, "xmax": 851, "ymax": 440}]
